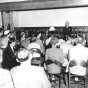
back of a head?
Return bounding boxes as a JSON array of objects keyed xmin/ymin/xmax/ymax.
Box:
[
  {"xmin": 50, "ymin": 37, "xmax": 59, "ymax": 46},
  {"xmin": 77, "ymin": 36, "xmax": 84, "ymax": 44},
  {"xmin": 16, "ymin": 48, "xmax": 29, "ymax": 63}
]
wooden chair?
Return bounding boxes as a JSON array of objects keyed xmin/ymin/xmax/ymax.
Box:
[
  {"xmin": 46, "ymin": 59, "xmax": 66, "ymax": 88},
  {"xmin": 68, "ymin": 60, "xmax": 87, "ymax": 88},
  {"xmin": 30, "ymin": 48, "xmax": 44, "ymax": 66}
]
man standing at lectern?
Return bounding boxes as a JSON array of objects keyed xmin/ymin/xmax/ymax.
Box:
[{"xmin": 63, "ymin": 21, "xmax": 72, "ymax": 41}]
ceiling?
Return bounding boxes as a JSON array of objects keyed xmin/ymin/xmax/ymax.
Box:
[
  {"xmin": 0, "ymin": 0, "xmax": 28, "ymax": 3},
  {"xmin": 0, "ymin": 0, "xmax": 88, "ymax": 11}
]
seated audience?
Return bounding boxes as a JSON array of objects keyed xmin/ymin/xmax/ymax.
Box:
[{"xmin": 10, "ymin": 48, "xmax": 51, "ymax": 88}]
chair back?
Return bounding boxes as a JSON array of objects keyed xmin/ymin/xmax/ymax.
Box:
[
  {"xmin": 46, "ymin": 58, "xmax": 62, "ymax": 74},
  {"xmin": 30, "ymin": 48, "xmax": 42, "ymax": 66},
  {"xmin": 46, "ymin": 58, "xmax": 62, "ymax": 67},
  {"xmin": 46, "ymin": 58, "xmax": 66, "ymax": 88},
  {"xmin": 68, "ymin": 59, "xmax": 87, "ymax": 88}
]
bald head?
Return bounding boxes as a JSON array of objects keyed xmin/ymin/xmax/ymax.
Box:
[
  {"xmin": 16, "ymin": 48, "xmax": 30, "ymax": 62},
  {"xmin": 65, "ymin": 21, "xmax": 69, "ymax": 28}
]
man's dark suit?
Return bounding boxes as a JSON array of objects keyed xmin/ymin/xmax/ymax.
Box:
[
  {"xmin": 63, "ymin": 26, "xmax": 72, "ymax": 40},
  {"xmin": 2, "ymin": 44, "xmax": 20, "ymax": 70}
]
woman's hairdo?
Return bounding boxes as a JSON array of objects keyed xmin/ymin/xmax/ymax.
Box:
[
  {"xmin": 50, "ymin": 37, "xmax": 59, "ymax": 46},
  {"xmin": 16, "ymin": 48, "xmax": 29, "ymax": 62}
]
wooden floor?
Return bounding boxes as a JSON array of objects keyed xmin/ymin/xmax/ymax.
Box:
[
  {"xmin": 51, "ymin": 75, "xmax": 85, "ymax": 88},
  {"xmin": 51, "ymin": 81, "xmax": 85, "ymax": 88}
]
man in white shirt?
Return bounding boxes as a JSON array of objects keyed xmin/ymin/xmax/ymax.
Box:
[
  {"xmin": 68, "ymin": 36, "xmax": 88, "ymax": 76},
  {"xmin": 10, "ymin": 48, "xmax": 51, "ymax": 88}
]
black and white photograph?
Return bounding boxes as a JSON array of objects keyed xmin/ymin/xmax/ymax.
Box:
[{"xmin": 0, "ymin": 0, "xmax": 88, "ymax": 88}]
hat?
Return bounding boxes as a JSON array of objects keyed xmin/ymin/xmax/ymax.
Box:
[
  {"xmin": 4, "ymin": 30, "xmax": 10, "ymax": 35},
  {"xmin": 49, "ymin": 27, "xmax": 56, "ymax": 31},
  {"xmin": 27, "ymin": 42, "xmax": 40, "ymax": 50}
]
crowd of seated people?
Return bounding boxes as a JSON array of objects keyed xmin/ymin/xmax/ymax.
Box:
[{"xmin": 0, "ymin": 27, "xmax": 88, "ymax": 88}]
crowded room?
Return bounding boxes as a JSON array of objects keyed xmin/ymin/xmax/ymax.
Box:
[{"xmin": 0, "ymin": 0, "xmax": 88, "ymax": 88}]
